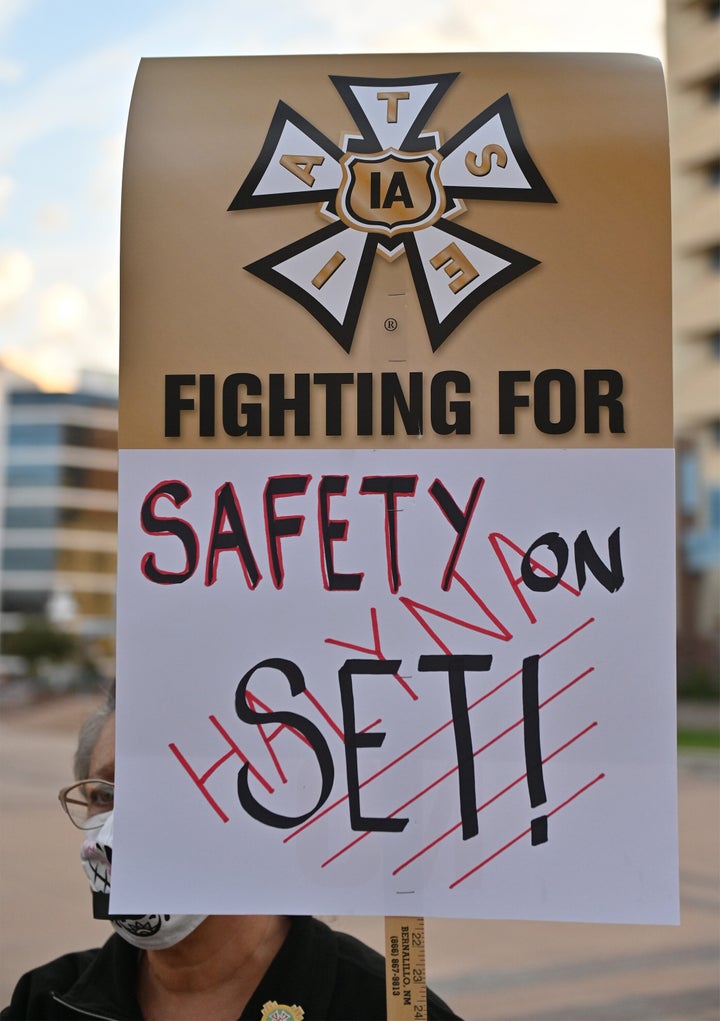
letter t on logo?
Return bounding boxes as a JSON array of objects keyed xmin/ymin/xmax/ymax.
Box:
[{"xmin": 376, "ymin": 91, "xmax": 410, "ymax": 123}]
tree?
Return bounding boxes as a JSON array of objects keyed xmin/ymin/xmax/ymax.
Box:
[{"xmin": 2, "ymin": 616, "xmax": 78, "ymax": 679}]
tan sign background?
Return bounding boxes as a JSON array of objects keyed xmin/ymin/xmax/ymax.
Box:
[{"xmin": 120, "ymin": 53, "xmax": 671, "ymax": 449}]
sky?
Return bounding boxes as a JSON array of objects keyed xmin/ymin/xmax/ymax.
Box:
[{"xmin": 0, "ymin": 0, "xmax": 665, "ymax": 391}]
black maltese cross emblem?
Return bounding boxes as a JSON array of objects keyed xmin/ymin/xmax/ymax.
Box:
[{"xmin": 229, "ymin": 73, "xmax": 555, "ymax": 352}]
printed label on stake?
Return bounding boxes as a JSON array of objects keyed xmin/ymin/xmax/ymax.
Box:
[{"xmin": 385, "ymin": 916, "xmax": 427, "ymax": 1021}]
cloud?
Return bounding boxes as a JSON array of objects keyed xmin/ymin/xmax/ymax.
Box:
[
  {"xmin": 276, "ymin": 0, "xmax": 663, "ymax": 56},
  {"xmin": 0, "ymin": 0, "xmax": 665, "ymax": 167},
  {"xmin": 37, "ymin": 282, "xmax": 90, "ymax": 338},
  {"xmin": 94, "ymin": 270, "xmax": 119, "ymax": 323},
  {"xmin": 87, "ymin": 269, "xmax": 120, "ymax": 360},
  {"xmin": 90, "ymin": 131, "xmax": 125, "ymax": 209},
  {"xmin": 0, "ymin": 0, "xmax": 29, "ymax": 81},
  {"xmin": 1, "ymin": 343, "xmax": 79, "ymax": 392},
  {"xmin": 1, "ymin": 266, "xmax": 117, "ymax": 389},
  {"xmin": 0, "ymin": 0, "xmax": 664, "ymax": 388},
  {"xmin": 0, "ymin": 58, "xmax": 22, "ymax": 82},
  {"xmin": 0, "ymin": 0, "xmax": 30, "ymax": 38},
  {"xmin": 0, "ymin": 41, "xmax": 136, "ymax": 166},
  {"xmin": 34, "ymin": 202, "xmax": 70, "ymax": 233},
  {"xmin": 0, "ymin": 248, "xmax": 33, "ymax": 315},
  {"xmin": 0, "ymin": 174, "xmax": 13, "ymax": 216}
]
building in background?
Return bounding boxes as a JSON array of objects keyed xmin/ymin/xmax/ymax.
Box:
[
  {"xmin": 0, "ymin": 364, "xmax": 118, "ymax": 683},
  {"xmin": 666, "ymin": 0, "xmax": 720, "ymax": 690}
]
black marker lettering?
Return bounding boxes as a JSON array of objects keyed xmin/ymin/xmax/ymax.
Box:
[
  {"xmin": 235, "ymin": 658, "xmax": 334, "ymax": 828},
  {"xmin": 339, "ymin": 659, "xmax": 409, "ymax": 833},
  {"xmin": 418, "ymin": 654, "xmax": 493, "ymax": 839}
]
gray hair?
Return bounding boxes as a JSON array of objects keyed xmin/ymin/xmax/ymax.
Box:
[{"xmin": 74, "ymin": 683, "xmax": 116, "ymax": 780}]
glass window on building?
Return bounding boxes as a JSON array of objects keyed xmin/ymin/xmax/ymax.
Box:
[
  {"xmin": 6, "ymin": 464, "xmax": 117, "ymax": 489},
  {"xmin": 2, "ymin": 547, "xmax": 116, "ymax": 574},
  {"xmin": 61, "ymin": 465, "xmax": 117, "ymax": 491},
  {"xmin": 3, "ymin": 506, "xmax": 58, "ymax": 528},
  {"xmin": 64, "ymin": 425, "xmax": 117, "ymax": 450},
  {"xmin": 679, "ymin": 448, "xmax": 700, "ymax": 515},
  {"xmin": 7, "ymin": 423, "xmax": 62, "ymax": 446},
  {"xmin": 1, "ymin": 590, "xmax": 49, "ymax": 615},
  {"xmin": 59, "ymin": 507, "xmax": 118, "ymax": 531},
  {"xmin": 6, "ymin": 464, "xmax": 60, "ymax": 486},
  {"xmin": 9, "ymin": 391, "xmax": 117, "ymax": 411},
  {"xmin": 65, "ymin": 426, "xmax": 115, "ymax": 451},
  {"xmin": 709, "ymin": 487, "xmax": 720, "ymax": 533},
  {"xmin": 3, "ymin": 507, "xmax": 117, "ymax": 530},
  {"xmin": 6, "ymin": 422, "xmax": 116, "ymax": 450},
  {"xmin": 74, "ymin": 591, "xmax": 116, "ymax": 617},
  {"xmin": 2, "ymin": 548, "xmax": 56, "ymax": 571},
  {"xmin": 56, "ymin": 548, "xmax": 117, "ymax": 573}
]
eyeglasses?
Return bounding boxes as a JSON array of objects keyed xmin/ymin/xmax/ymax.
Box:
[{"xmin": 58, "ymin": 780, "xmax": 115, "ymax": 829}]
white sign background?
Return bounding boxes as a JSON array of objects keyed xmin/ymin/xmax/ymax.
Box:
[{"xmin": 113, "ymin": 448, "xmax": 678, "ymax": 923}]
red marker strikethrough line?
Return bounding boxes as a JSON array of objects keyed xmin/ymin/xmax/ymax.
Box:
[
  {"xmin": 449, "ymin": 772, "xmax": 606, "ymax": 889},
  {"xmin": 284, "ymin": 617, "xmax": 595, "ymax": 845},
  {"xmin": 391, "ymin": 721, "xmax": 597, "ymax": 875},
  {"xmin": 326, "ymin": 606, "xmax": 418, "ymax": 700},
  {"xmin": 320, "ymin": 686, "xmax": 594, "ymax": 869}
]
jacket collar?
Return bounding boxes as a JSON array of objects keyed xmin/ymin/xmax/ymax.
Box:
[
  {"xmin": 52, "ymin": 933, "xmax": 142, "ymax": 1020},
  {"xmin": 51, "ymin": 917, "xmax": 334, "ymax": 1021}
]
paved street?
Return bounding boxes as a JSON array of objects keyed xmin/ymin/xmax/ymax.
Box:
[{"xmin": 1, "ymin": 696, "xmax": 718, "ymax": 1020}]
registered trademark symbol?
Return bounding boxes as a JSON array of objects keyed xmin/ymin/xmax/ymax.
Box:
[{"xmin": 384, "ymin": 317, "xmax": 398, "ymax": 332}]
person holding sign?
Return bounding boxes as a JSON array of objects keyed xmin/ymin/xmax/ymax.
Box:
[{"xmin": 1, "ymin": 688, "xmax": 462, "ymax": 1021}]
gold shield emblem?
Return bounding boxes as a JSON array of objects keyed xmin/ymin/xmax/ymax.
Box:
[{"xmin": 337, "ymin": 149, "xmax": 445, "ymax": 236}]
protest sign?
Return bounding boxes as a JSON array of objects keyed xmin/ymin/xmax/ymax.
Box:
[{"xmin": 113, "ymin": 53, "xmax": 677, "ymax": 924}]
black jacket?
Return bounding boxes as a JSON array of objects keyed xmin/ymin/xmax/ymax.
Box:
[{"xmin": 1, "ymin": 916, "xmax": 461, "ymax": 1020}]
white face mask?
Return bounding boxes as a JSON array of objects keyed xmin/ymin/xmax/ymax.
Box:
[{"xmin": 80, "ymin": 811, "xmax": 207, "ymax": 950}]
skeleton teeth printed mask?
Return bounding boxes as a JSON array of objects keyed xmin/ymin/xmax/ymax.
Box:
[{"xmin": 80, "ymin": 811, "xmax": 207, "ymax": 950}]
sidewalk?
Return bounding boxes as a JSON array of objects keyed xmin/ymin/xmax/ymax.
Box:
[{"xmin": 676, "ymin": 699, "xmax": 720, "ymax": 732}]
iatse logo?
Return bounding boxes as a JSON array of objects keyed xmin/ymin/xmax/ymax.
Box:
[
  {"xmin": 229, "ymin": 73, "xmax": 555, "ymax": 352},
  {"xmin": 337, "ymin": 148, "xmax": 444, "ymax": 236}
]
